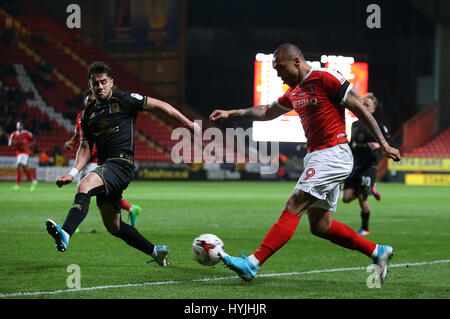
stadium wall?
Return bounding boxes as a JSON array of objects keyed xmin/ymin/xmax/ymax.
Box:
[
  {"xmin": 400, "ymin": 104, "xmax": 437, "ymax": 154},
  {"xmin": 0, "ymin": 156, "xmax": 274, "ymax": 182}
]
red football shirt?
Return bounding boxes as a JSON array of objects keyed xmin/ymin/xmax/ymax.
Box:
[
  {"xmin": 276, "ymin": 67, "xmax": 353, "ymax": 152},
  {"xmin": 75, "ymin": 111, "xmax": 98, "ymax": 163},
  {"xmin": 9, "ymin": 130, "xmax": 33, "ymax": 156}
]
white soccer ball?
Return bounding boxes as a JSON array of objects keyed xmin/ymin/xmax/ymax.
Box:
[{"xmin": 192, "ymin": 234, "xmax": 225, "ymax": 266}]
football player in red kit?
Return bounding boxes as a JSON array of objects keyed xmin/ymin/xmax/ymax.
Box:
[
  {"xmin": 210, "ymin": 43, "xmax": 401, "ymax": 284},
  {"xmin": 342, "ymin": 92, "xmax": 392, "ymax": 236},
  {"xmin": 9, "ymin": 122, "xmax": 38, "ymax": 191}
]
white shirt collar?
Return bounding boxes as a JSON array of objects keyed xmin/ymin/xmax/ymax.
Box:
[{"xmin": 299, "ymin": 67, "xmax": 314, "ymax": 85}]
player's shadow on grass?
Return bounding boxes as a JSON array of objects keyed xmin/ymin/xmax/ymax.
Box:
[
  {"xmin": 6, "ymin": 262, "xmax": 67, "ymax": 274},
  {"xmin": 165, "ymin": 264, "xmax": 235, "ymax": 279}
]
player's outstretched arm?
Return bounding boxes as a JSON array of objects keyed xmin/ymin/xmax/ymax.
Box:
[
  {"xmin": 8, "ymin": 134, "xmax": 16, "ymax": 147},
  {"xmin": 56, "ymin": 140, "xmax": 91, "ymax": 187},
  {"xmin": 143, "ymin": 97, "xmax": 200, "ymax": 135},
  {"xmin": 209, "ymin": 102, "xmax": 287, "ymax": 122},
  {"xmin": 344, "ymin": 87, "xmax": 401, "ymax": 162}
]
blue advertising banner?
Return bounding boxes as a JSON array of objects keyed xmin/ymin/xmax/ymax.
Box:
[{"xmin": 103, "ymin": 0, "xmax": 178, "ymax": 48}]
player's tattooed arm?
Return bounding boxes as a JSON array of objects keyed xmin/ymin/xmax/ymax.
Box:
[
  {"xmin": 143, "ymin": 97, "xmax": 200, "ymax": 134},
  {"xmin": 209, "ymin": 102, "xmax": 286, "ymax": 122},
  {"xmin": 344, "ymin": 87, "xmax": 401, "ymax": 161}
]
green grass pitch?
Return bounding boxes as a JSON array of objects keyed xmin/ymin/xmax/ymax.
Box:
[{"xmin": 0, "ymin": 180, "xmax": 449, "ymax": 299}]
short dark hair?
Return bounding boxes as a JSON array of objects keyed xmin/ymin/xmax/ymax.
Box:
[
  {"xmin": 88, "ymin": 61, "xmax": 112, "ymax": 80},
  {"xmin": 274, "ymin": 43, "xmax": 304, "ymax": 61},
  {"xmin": 82, "ymin": 89, "xmax": 93, "ymax": 105}
]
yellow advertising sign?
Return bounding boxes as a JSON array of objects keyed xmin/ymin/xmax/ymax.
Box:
[
  {"xmin": 405, "ymin": 174, "xmax": 450, "ymax": 185},
  {"xmin": 388, "ymin": 158, "xmax": 450, "ymax": 172},
  {"xmin": 0, "ymin": 167, "xmax": 36, "ymax": 181}
]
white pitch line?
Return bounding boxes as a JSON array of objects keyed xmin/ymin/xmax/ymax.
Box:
[{"xmin": 1, "ymin": 259, "xmax": 449, "ymax": 298}]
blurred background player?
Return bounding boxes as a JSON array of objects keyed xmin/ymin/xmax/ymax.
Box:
[
  {"xmin": 8, "ymin": 121, "xmax": 38, "ymax": 191},
  {"xmin": 64, "ymin": 90, "xmax": 142, "ymax": 228},
  {"xmin": 342, "ymin": 93, "xmax": 392, "ymax": 236}
]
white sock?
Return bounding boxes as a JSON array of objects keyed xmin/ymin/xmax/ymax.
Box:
[
  {"xmin": 248, "ymin": 254, "xmax": 261, "ymax": 267},
  {"xmin": 218, "ymin": 249, "xmax": 228, "ymax": 259},
  {"xmin": 370, "ymin": 244, "xmax": 379, "ymax": 259}
]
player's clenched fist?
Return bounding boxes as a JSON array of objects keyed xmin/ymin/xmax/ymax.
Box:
[
  {"xmin": 56, "ymin": 174, "xmax": 74, "ymax": 188},
  {"xmin": 209, "ymin": 110, "xmax": 230, "ymax": 122},
  {"xmin": 381, "ymin": 144, "xmax": 402, "ymax": 162},
  {"xmin": 64, "ymin": 140, "xmax": 76, "ymax": 150}
]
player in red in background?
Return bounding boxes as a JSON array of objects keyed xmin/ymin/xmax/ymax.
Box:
[
  {"xmin": 210, "ymin": 43, "xmax": 401, "ymax": 284},
  {"xmin": 8, "ymin": 121, "xmax": 39, "ymax": 191},
  {"xmin": 64, "ymin": 90, "xmax": 142, "ymax": 227}
]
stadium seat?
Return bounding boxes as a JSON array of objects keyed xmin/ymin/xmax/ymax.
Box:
[{"xmin": 404, "ymin": 127, "xmax": 450, "ymax": 158}]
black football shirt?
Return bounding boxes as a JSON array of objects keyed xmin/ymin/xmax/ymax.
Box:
[
  {"xmin": 349, "ymin": 117, "xmax": 391, "ymax": 168},
  {"xmin": 81, "ymin": 91, "xmax": 147, "ymax": 164}
]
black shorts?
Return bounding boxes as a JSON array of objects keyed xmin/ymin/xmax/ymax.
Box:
[
  {"xmin": 92, "ymin": 159, "xmax": 136, "ymax": 210},
  {"xmin": 343, "ymin": 165, "xmax": 377, "ymax": 196}
]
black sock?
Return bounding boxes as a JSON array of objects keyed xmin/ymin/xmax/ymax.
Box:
[
  {"xmin": 361, "ymin": 211, "xmax": 370, "ymax": 230},
  {"xmin": 62, "ymin": 192, "xmax": 90, "ymax": 236},
  {"xmin": 113, "ymin": 220, "xmax": 155, "ymax": 256}
]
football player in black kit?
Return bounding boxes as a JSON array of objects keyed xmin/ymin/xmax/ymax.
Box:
[
  {"xmin": 45, "ymin": 62, "xmax": 200, "ymax": 266},
  {"xmin": 342, "ymin": 93, "xmax": 392, "ymax": 236}
]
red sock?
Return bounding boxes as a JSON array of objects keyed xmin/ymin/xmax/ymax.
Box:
[
  {"xmin": 321, "ymin": 220, "xmax": 376, "ymax": 257},
  {"xmin": 25, "ymin": 169, "xmax": 34, "ymax": 181},
  {"xmin": 253, "ymin": 210, "xmax": 301, "ymax": 265},
  {"xmin": 16, "ymin": 170, "xmax": 22, "ymax": 186},
  {"xmin": 121, "ymin": 199, "xmax": 132, "ymax": 211}
]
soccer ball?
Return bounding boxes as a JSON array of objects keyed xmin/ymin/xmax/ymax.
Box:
[{"xmin": 192, "ymin": 234, "xmax": 225, "ymax": 266}]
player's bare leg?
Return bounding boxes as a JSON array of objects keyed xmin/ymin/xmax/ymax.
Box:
[
  {"xmin": 77, "ymin": 171, "xmax": 104, "ymax": 194},
  {"xmin": 342, "ymin": 188, "xmax": 356, "ymax": 203},
  {"xmin": 358, "ymin": 193, "xmax": 370, "ymax": 213},
  {"xmin": 307, "ymin": 207, "xmax": 333, "ymax": 236},
  {"xmin": 100, "ymin": 202, "xmax": 168, "ymax": 266}
]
